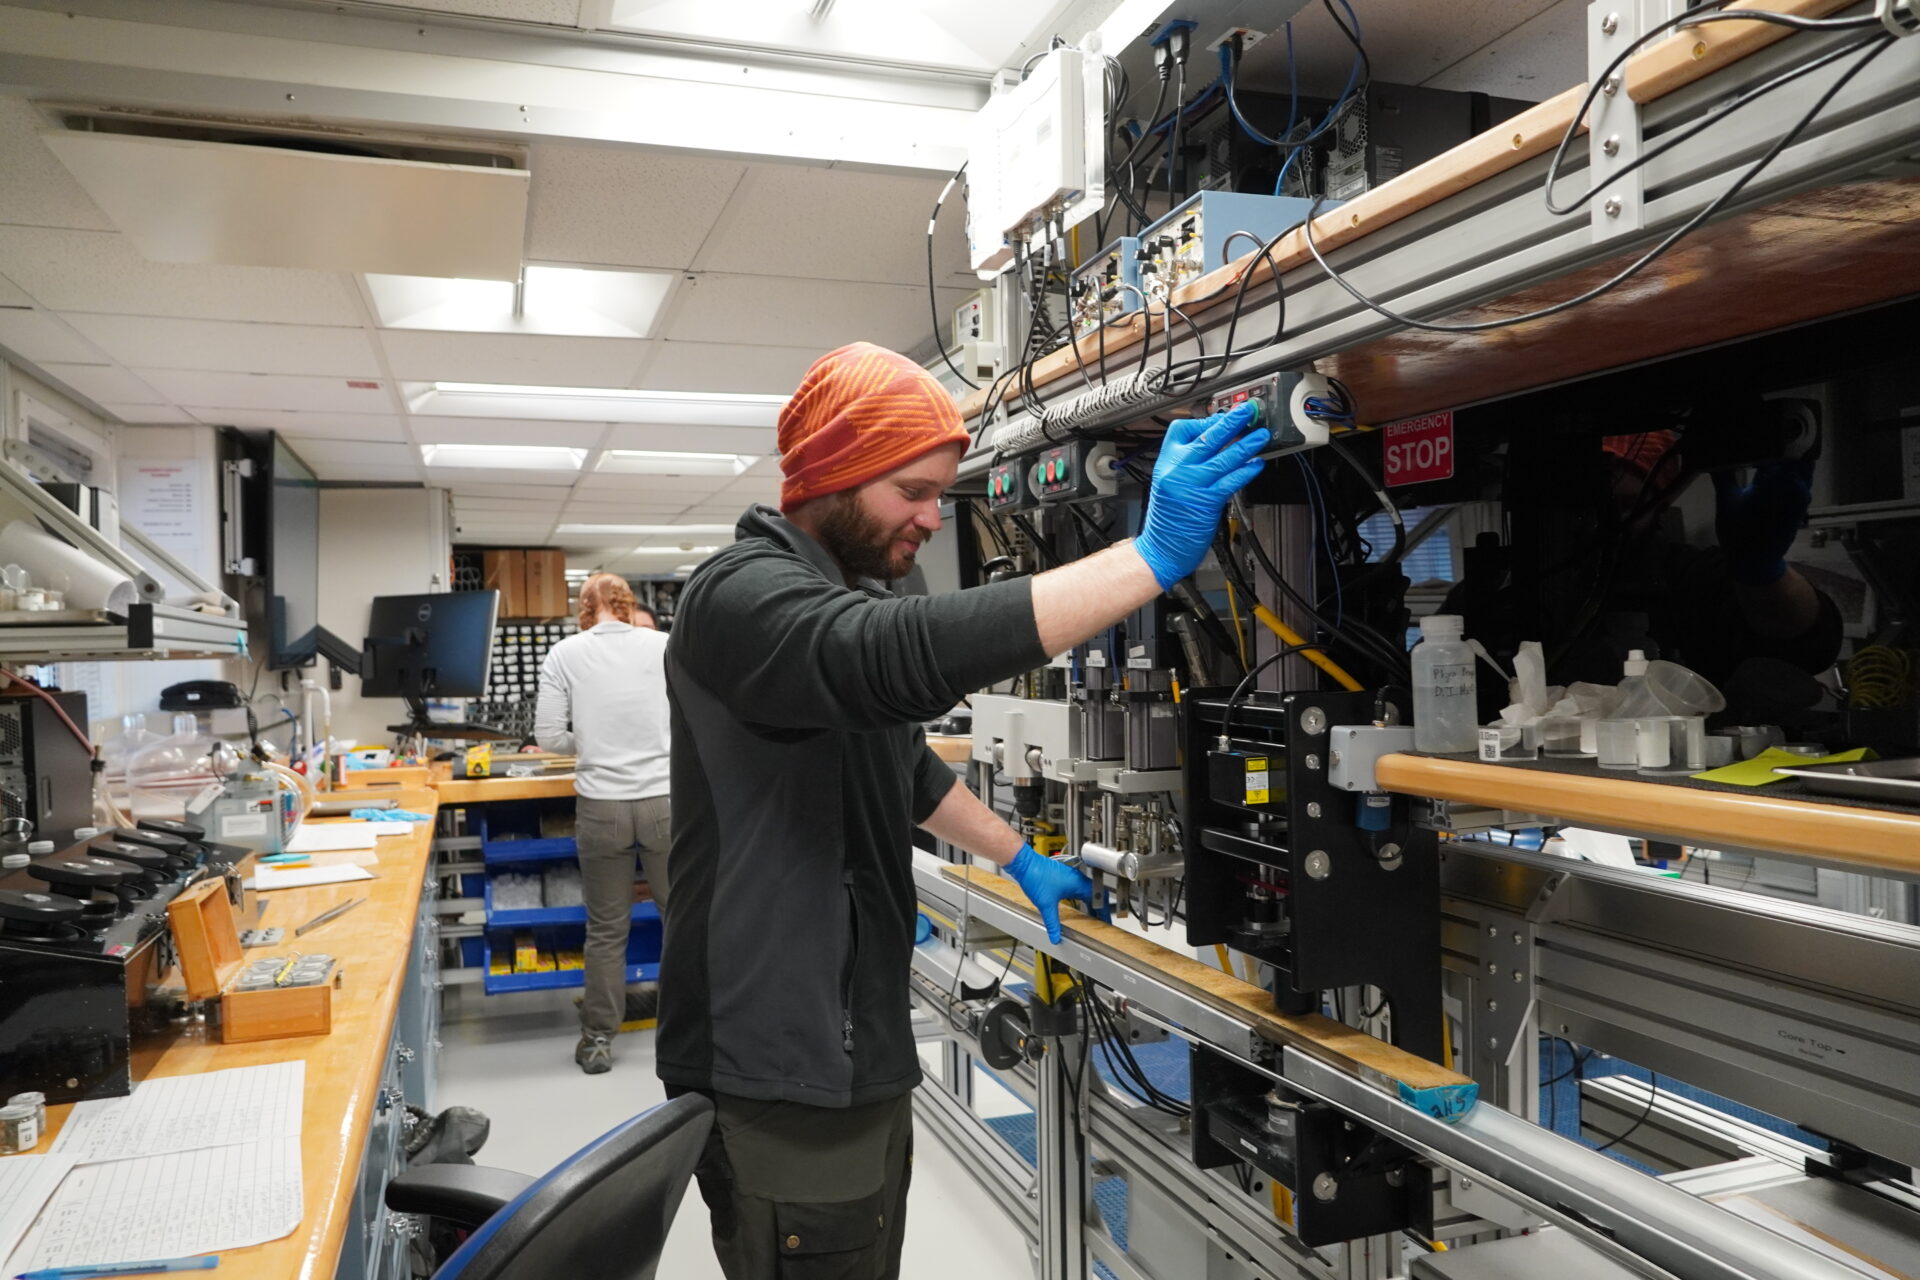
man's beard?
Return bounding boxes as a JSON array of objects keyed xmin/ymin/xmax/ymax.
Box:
[{"xmin": 815, "ymin": 492, "xmax": 924, "ymax": 582}]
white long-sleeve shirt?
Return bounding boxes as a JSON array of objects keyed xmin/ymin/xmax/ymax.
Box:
[{"xmin": 534, "ymin": 620, "xmax": 671, "ymax": 800}]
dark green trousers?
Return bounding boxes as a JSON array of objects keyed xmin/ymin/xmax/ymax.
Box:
[{"xmin": 675, "ymin": 1089, "xmax": 914, "ymax": 1280}]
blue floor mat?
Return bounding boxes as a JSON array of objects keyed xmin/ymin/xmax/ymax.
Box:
[{"xmin": 1538, "ymin": 1036, "xmax": 1829, "ymax": 1173}]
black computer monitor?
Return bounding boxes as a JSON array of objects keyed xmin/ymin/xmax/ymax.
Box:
[{"xmin": 362, "ymin": 590, "xmax": 503, "ymax": 739}]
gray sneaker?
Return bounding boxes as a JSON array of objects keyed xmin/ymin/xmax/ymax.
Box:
[{"xmin": 575, "ymin": 1033, "xmax": 612, "ymax": 1075}]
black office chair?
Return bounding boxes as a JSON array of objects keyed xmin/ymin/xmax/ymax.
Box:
[{"xmin": 388, "ymin": 1093, "xmax": 714, "ymax": 1280}]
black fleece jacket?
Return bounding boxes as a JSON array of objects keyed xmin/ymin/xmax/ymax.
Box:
[{"xmin": 657, "ymin": 505, "xmax": 1046, "ymax": 1106}]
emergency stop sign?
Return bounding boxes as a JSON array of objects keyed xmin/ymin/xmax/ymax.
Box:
[{"xmin": 1382, "ymin": 412, "xmax": 1454, "ymax": 487}]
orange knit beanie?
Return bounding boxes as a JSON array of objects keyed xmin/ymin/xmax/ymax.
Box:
[{"xmin": 777, "ymin": 342, "xmax": 969, "ymax": 510}]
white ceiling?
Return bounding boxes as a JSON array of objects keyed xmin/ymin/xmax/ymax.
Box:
[
  {"xmin": 0, "ymin": 0, "xmax": 1588, "ymax": 574},
  {"xmin": 0, "ymin": 91, "xmax": 979, "ymax": 571}
]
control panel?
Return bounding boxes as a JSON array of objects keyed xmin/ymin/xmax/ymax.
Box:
[
  {"xmin": 987, "ymin": 459, "xmax": 1038, "ymax": 513},
  {"xmin": 1205, "ymin": 372, "xmax": 1327, "ymax": 459},
  {"xmin": 1141, "ymin": 191, "xmax": 1326, "ymax": 307},
  {"xmin": 1036, "ymin": 440, "xmax": 1119, "ymax": 503}
]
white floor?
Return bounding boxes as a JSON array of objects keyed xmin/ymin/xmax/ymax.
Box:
[{"xmin": 435, "ymin": 986, "xmax": 1035, "ymax": 1279}]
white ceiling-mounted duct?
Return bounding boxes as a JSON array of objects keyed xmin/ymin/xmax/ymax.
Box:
[{"xmin": 39, "ymin": 108, "xmax": 530, "ymax": 281}]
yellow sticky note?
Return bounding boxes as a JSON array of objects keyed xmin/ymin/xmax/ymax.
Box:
[{"xmin": 1691, "ymin": 747, "xmax": 1874, "ymax": 787}]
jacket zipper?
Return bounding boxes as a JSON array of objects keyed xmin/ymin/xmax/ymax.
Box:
[{"xmin": 841, "ymin": 880, "xmax": 858, "ymax": 1054}]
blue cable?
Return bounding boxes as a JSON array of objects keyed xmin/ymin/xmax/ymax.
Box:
[{"xmin": 1274, "ymin": 0, "xmax": 1368, "ymax": 197}]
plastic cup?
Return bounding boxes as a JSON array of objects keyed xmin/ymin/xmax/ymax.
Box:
[
  {"xmin": 1643, "ymin": 661, "xmax": 1726, "ymax": 716},
  {"xmin": 1596, "ymin": 720, "xmax": 1639, "ymax": 770}
]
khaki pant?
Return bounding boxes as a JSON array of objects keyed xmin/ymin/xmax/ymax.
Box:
[
  {"xmin": 574, "ymin": 794, "xmax": 671, "ymax": 1039},
  {"xmin": 675, "ymin": 1089, "xmax": 913, "ymax": 1280}
]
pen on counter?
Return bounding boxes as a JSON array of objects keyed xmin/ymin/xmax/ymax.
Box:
[
  {"xmin": 15, "ymin": 1255, "xmax": 220, "ymax": 1278},
  {"xmin": 294, "ymin": 895, "xmax": 366, "ymax": 937}
]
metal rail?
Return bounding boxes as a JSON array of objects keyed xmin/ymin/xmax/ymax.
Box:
[{"xmin": 912, "ymin": 850, "xmax": 1878, "ymax": 1280}]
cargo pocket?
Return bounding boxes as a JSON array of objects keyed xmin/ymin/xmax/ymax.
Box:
[{"xmin": 773, "ymin": 1188, "xmax": 887, "ymax": 1279}]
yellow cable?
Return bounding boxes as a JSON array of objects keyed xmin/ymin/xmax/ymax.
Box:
[
  {"xmin": 1271, "ymin": 1180, "xmax": 1293, "ymax": 1225},
  {"xmin": 1441, "ymin": 1010, "xmax": 1456, "ymax": 1072},
  {"xmin": 1225, "ymin": 578, "xmax": 1250, "ymax": 668},
  {"xmin": 1250, "ymin": 604, "xmax": 1364, "ymax": 692},
  {"xmin": 1213, "ymin": 944, "xmax": 1234, "ymax": 973}
]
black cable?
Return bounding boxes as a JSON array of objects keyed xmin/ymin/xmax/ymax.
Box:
[
  {"xmin": 1220, "ymin": 642, "xmax": 1329, "ymax": 744},
  {"xmin": 1010, "ymin": 513, "xmax": 1060, "ymax": 569},
  {"xmin": 1232, "ymin": 494, "xmax": 1413, "ymax": 679},
  {"xmin": 1591, "ymin": 1072, "xmax": 1661, "ymax": 1154},
  {"xmin": 925, "ymin": 163, "xmax": 978, "ymax": 389},
  {"xmin": 1299, "ymin": 29, "xmax": 1896, "ymax": 336}
]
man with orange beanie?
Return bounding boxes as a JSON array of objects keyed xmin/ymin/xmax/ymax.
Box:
[{"xmin": 659, "ymin": 341, "xmax": 1267, "ymax": 1278}]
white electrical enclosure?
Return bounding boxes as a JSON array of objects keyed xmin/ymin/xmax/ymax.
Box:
[{"xmin": 965, "ymin": 47, "xmax": 1106, "ymax": 277}]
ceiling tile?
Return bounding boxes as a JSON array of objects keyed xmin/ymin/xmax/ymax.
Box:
[
  {"xmin": 410, "ymin": 417, "xmax": 608, "ymax": 449},
  {"xmin": 0, "ymin": 310, "xmax": 107, "ymax": 365},
  {"xmin": 442, "ymin": 480, "xmax": 577, "ymax": 499},
  {"xmin": 601, "ymin": 423, "xmax": 773, "ymax": 453},
  {"xmin": 526, "ymin": 142, "xmax": 745, "ymax": 270},
  {"xmin": 576, "ymin": 469, "xmax": 734, "ymax": 494},
  {"xmin": 387, "ymin": 0, "xmax": 582, "ymax": 26},
  {"xmin": 0, "ymin": 226, "xmax": 364, "ymax": 324},
  {"xmin": 137, "ymin": 370, "xmax": 395, "ymax": 413},
  {"xmin": 62, "ymin": 315, "xmax": 382, "ymax": 377},
  {"xmin": 315, "ymin": 464, "xmax": 426, "ymax": 482},
  {"xmin": 559, "ymin": 500, "xmax": 689, "ymax": 519},
  {"xmin": 379, "ymin": 330, "xmax": 648, "ymax": 386},
  {"xmin": 0, "ymin": 97, "xmax": 116, "ymax": 232},
  {"xmin": 183, "ymin": 409, "xmax": 405, "ymax": 440},
  {"xmin": 634, "ymin": 341, "xmax": 816, "ymax": 395},
  {"xmin": 427, "ymin": 468, "xmax": 585, "ymax": 490},
  {"xmin": 667, "ymin": 274, "xmax": 970, "ymax": 352},
  {"xmin": 101, "ymin": 404, "xmax": 199, "ymax": 425},
  {"xmin": 284, "ymin": 438, "xmax": 418, "ymax": 469},
  {"xmin": 38, "ymin": 362, "xmax": 165, "ymax": 405},
  {"xmin": 698, "ymin": 166, "xmax": 974, "ymax": 287},
  {"xmin": 0, "ymin": 276, "xmax": 30, "ymax": 307}
]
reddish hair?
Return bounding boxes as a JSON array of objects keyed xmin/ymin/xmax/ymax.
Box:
[{"xmin": 577, "ymin": 573, "xmax": 636, "ymax": 631}]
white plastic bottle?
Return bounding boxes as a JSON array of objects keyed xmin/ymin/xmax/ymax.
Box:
[{"xmin": 1411, "ymin": 614, "xmax": 1479, "ymax": 753}]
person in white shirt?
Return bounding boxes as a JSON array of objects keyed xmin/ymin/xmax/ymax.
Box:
[{"xmin": 534, "ymin": 573, "xmax": 671, "ymax": 1075}]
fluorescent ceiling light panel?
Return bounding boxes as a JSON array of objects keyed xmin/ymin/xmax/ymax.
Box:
[
  {"xmin": 627, "ymin": 545, "xmax": 720, "ymax": 555},
  {"xmin": 597, "ymin": 450, "xmax": 755, "ymax": 477},
  {"xmin": 557, "ymin": 523, "xmax": 736, "ymax": 536},
  {"xmin": 410, "ymin": 383, "xmax": 785, "ymax": 426},
  {"xmin": 420, "ymin": 443, "xmax": 585, "ymax": 470},
  {"xmin": 367, "ymin": 265, "xmax": 674, "ymax": 337}
]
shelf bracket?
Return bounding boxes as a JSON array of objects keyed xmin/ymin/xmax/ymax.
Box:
[{"xmin": 1586, "ymin": 1, "xmax": 1678, "ymax": 240}]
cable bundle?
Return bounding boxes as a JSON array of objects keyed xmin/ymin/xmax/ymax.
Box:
[
  {"xmin": 988, "ymin": 368, "xmax": 1170, "ymax": 456},
  {"xmin": 1847, "ymin": 645, "xmax": 1914, "ymax": 709}
]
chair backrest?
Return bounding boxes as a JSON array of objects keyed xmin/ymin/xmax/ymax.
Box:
[{"xmin": 436, "ymin": 1093, "xmax": 715, "ymax": 1280}]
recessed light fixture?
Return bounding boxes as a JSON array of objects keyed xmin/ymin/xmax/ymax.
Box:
[
  {"xmin": 557, "ymin": 523, "xmax": 737, "ymax": 536},
  {"xmin": 420, "ymin": 443, "xmax": 586, "ymax": 470},
  {"xmin": 597, "ymin": 450, "xmax": 755, "ymax": 477},
  {"xmin": 411, "ymin": 382, "xmax": 785, "ymax": 426},
  {"xmin": 366, "ymin": 265, "xmax": 676, "ymax": 338}
]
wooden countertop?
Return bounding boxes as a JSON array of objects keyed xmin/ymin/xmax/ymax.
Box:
[
  {"xmin": 432, "ymin": 772, "xmax": 576, "ymax": 804},
  {"xmin": 1375, "ymin": 754, "xmax": 1920, "ymax": 876},
  {"xmin": 28, "ymin": 788, "xmax": 441, "ymax": 1280}
]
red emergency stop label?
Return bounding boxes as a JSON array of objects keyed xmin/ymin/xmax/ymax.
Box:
[{"xmin": 1383, "ymin": 412, "xmax": 1454, "ymax": 487}]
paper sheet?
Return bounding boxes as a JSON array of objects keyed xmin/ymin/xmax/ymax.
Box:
[
  {"xmin": 50, "ymin": 1061, "xmax": 303, "ymax": 1165},
  {"xmin": 1692, "ymin": 747, "xmax": 1874, "ymax": 787},
  {"xmin": 286, "ymin": 823, "xmax": 380, "ymax": 853},
  {"xmin": 251, "ymin": 863, "xmax": 375, "ymax": 891},
  {"xmin": 0, "ymin": 1154, "xmax": 78, "ymax": 1267},
  {"xmin": 8, "ymin": 1137, "xmax": 302, "ymax": 1271}
]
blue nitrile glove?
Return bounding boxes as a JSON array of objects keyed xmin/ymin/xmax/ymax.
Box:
[
  {"xmin": 1006, "ymin": 844, "xmax": 1102, "ymax": 946},
  {"xmin": 1133, "ymin": 402, "xmax": 1271, "ymax": 589},
  {"xmin": 1713, "ymin": 458, "xmax": 1813, "ymax": 586}
]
